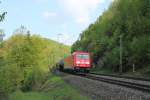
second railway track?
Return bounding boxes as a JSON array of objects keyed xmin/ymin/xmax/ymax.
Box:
[
  {"xmin": 84, "ymin": 74, "xmax": 150, "ymax": 93},
  {"xmin": 62, "ymin": 70, "xmax": 150, "ymax": 93}
]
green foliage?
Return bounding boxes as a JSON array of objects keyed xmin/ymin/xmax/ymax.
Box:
[
  {"xmin": 0, "ymin": 27, "xmax": 70, "ymax": 95},
  {"xmin": 0, "ymin": 1, "xmax": 7, "ymax": 22},
  {"xmin": 0, "ymin": 12, "xmax": 7, "ymax": 22},
  {"xmin": 72, "ymin": 0, "xmax": 150, "ymax": 73},
  {"xmin": 9, "ymin": 75, "xmax": 90, "ymax": 100}
]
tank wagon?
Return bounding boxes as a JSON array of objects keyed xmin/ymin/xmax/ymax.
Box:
[{"xmin": 59, "ymin": 51, "xmax": 92, "ymax": 73}]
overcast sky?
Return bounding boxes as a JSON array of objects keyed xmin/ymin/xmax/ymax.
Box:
[{"xmin": 0, "ymin": 0, "xmax": 113, "ymax": 45}]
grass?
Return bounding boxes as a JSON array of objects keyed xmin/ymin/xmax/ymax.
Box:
[
  {"xmin": 9, "ymin": 75, "xmax": 90, "ymax": 100},
  {"xmin": 9, "ymin": 91, "xmax": 50, "ymax": 100},
  {"xmin": 91, "ymin": 65, "xmax": 150, "ymax": 78},
  {"xmin": 91, "ymin": 67, "xmax": 116, "ymax": 74}
]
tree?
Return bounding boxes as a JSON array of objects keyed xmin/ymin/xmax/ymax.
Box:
[
  {"xmin": 0, "ymin": 1, "xmax": 7, "ymax": 22},
  {"xmin": 71, "ymin": 0, "xmax": 150, "ymax": 73},
  {"xmin": 0, "ymin": 26, "xmax": 70, "ymax": 94}
]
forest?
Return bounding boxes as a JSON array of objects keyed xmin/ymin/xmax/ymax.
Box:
[{"xmin": 72, "ymin": 0, "xmax": 150, "ymax": 74}]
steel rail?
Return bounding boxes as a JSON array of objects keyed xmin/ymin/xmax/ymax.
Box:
[
  {"xmin": 90, "ymin": 72, "xmax": 150, "ymax": 82},
  {"xmin": 83, "ymin": 74, "xmax": 150, "ymax": 93},
  {"xmin": 61, "ymin": 70, "xmax": 150, "ymax": 92}
]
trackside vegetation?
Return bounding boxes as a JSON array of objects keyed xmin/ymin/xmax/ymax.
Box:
[
  {"xmin": 0, "ymin": 26, "xmax": 70, "ymax": 99},
  {"xmin": 0, "ymin": 2, "xmax": 89, "ymax": 100},
  {"xmin": 71, "ymin": 0, "xmax": 150, "ymax": 76},
  {"xmin": 9, "ymin": 75, "xmax": 90, "ymax": 100}
]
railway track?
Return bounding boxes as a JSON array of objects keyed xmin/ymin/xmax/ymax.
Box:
[
  {"xmin": 90, "ymin": 72, "xmax": 150, "ymax": 81},
  {"xmin": 84, "ymin": 74, "xmax": 150, "ymax": 93},
  {"xmin": 62, "ymin": 70, "xmax": 150, "ymax": 93}
]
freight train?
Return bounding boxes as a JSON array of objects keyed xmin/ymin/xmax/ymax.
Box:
[{"xmin": 58, "ymin": 51, "xmax": 92, "ymax": 73}]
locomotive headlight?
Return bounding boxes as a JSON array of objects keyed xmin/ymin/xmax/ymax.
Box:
[
  {"xmin": 85, "ymin": 62, "xmax": 90, "ymax": 64},
  {"xmin": 76, "ymin": 61, "xmax": 81, "ymax": 64}
]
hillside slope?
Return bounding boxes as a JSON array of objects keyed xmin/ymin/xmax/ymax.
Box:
[
  {"xmin": 0, "ymin": 33, "xmax": 70, "ymax": 98},
  {"xmin": 71, "ymin": 0, "xmax": 150, "ymax": 75}
]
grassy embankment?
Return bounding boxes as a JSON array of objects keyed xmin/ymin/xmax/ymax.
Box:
[
  {"xmin": 91, "ymin": 66, "xmax": 150, "ymax": 78},
  {"xmin": 9, "ymin": 75, "xmax": 90, "ymax": 100}
]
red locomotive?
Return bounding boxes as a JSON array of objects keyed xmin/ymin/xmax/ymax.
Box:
[{"xmin": 59, "ymin": 51, "xmax": 92, "ymax": 73}]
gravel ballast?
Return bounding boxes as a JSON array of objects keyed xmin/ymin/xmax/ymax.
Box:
[
  {"xmin": 91, "ymin": 74, "xmax": 150, "ymax": 86},
  {"xmin": 58, "ymin": 72, "xmax": 150, "ymax": 100}
]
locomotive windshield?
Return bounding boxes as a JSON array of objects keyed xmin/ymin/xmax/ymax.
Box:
[{"xmin": 76, "ymin": 54, "xmax": 89, "ymax": 59}]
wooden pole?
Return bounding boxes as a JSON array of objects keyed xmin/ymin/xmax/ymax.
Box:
[{"xmin": 119, "ymin": 35, "xmax": 123, "ymax": 74}]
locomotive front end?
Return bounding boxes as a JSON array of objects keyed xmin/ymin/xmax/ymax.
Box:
[{"xmin": 74, "ymin": 52, "xmax": 91, "ymax": 72}]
